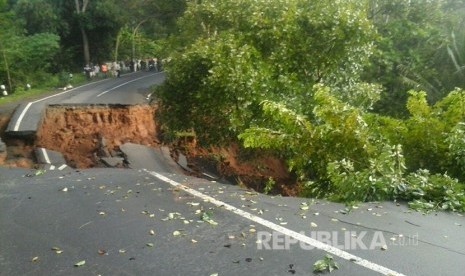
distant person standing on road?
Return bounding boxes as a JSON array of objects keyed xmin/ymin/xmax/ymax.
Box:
[
  {"xmin": 84, "ymin": 64, "xmax": 92, "ymax": 80},
  {"xmin": 115, "ymin": 62, "xmax": 121, "ymax": 78},
  {"xmin": 101, "ymin": 63, "xmax": 108, "ymax": 78}
]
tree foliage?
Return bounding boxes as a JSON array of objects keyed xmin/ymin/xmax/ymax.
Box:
[
  {"xmin": 2, "ymin": 0, "xmax": 465, "ymax": 211},
  {"xmin": 157, "ymin": 0, "xmax": 376, "ymax": 143},
  {"xmin": 0, "ymin": 1, "xmax": 60, "ymax": 91},
  {"xmin": 0, "ymin": 0, "xmax": 186, "ymax": 90},
  {"xmin": 157, "ymin": 0, "xmax": 465, "ymax": 211},
  {"xmin": 366, "ymin": 0, "xmax": 465, "ymax": 115}
]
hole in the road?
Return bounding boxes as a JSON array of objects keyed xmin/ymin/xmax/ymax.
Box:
[
  {"xmin": 0, "ymin": 102, "xmax": 293, "ymax": 195},
  {"xmin": 34, "ymin": 104, "xmax": 159, "ymax": 168}
]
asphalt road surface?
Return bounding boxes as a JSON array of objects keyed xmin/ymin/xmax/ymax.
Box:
[
  {"xmin": 1, "ymin": 166, "xmax": 464, "ymax": 276},
  {"xmin": 6, "ymin": 71, "xmax": 165, "ymax": 136},
  {"xmin": 1, "ymin": 72, "xmax": 464, "ymax": 275}
]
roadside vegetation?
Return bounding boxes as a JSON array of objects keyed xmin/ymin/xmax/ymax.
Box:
[
  {"xmin": 156, "ymin": 0, "xmax": 465, "ymax": 212},
  {"xmin": 1, "ymin": 0, "xmax": 465, "ymax": 212},
  {"xmin": 0, "ymin": 0, "xmax": 184, "ymax": 96}
]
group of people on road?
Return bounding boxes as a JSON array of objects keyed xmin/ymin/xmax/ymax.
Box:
[
  {"xmin": 140, "ymin": 58, "xmax": 161, "ymax": 72},
  {"xmin": 84, "ymin": 58, "xmax": 162, "ymax": 80},
  {"xmin": 83, "ymin": 61, "xmax": 124, "ymax": 80}
]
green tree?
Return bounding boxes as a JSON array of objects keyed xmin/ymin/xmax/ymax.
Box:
[
  {"xmin": 0, "ymin": 0, "xmax": 16, "ymax": 92},
  {"xmin": 74, "ymin": 0, "xmax": 91, "ymax": 65},
  {"xmin": 366, "ymin": 0, "xmax": 465, "ymax": 115},
  {"xmin": 157, "ymin": 0, "xmax": 376, "ymax": 144},
  {"xmin": 114, "ymin": 0, "xmax": 186, "ymax": 67},
  {"xmin": 0, "ymin": 1, "xmax": 59, "ymax": 92},
  {"xmin": 13, "ymin": 0, "xmax": 60, "ymax": 35}
]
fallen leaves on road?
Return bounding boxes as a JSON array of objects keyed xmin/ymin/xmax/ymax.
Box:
[
  {"xmin": 74, "ymin": 260, "xmax": 86, "ymax": 267},
  {"xmin": 51, "ymin": 247, "xmax": 63, "ymax": 254},
  {"xmin": 98, "ymin": 249, "xmax": 107, "ymax": 256},
  {"xmin": 313, "ymin": 254, "xmax": 339, "ymax": 273},
  {"xmin": 300, "ymin": 202, "xmax": 309, "ymax": 210},
  {"xmin": 200, "ymin": 211, "xmax": 218, "ymax": 225}
]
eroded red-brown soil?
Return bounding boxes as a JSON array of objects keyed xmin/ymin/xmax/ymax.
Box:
[
  {"xmin": 176, "ymin": 138, "xmax": 295, "ymax": 195},
  {"xmin": 0, "ymin": 102, "xmax": 295, "ymax": 195},
  {"xmin": 0, "ymin": 111, "xmax": 35, "ymax": 168},
  {"xmin": 35, "ymin": 104, "xmax": 159, "ymax": 168}
]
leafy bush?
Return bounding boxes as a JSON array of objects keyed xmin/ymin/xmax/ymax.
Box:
[
  {"xmin": 240, "ymin": 86, "xmax": 465, "ymax": 211},
  {"xmin": 327, "ymin": 144, "xmax": 406, "ymax": 202},
  {"xmin": 157, "ymin": 0, "xmax": 465, "ymax": 212},
  {"xmin": 404, "ymin": 170, "xmax": 465, "ymax": 212},
  {"xmin": 157, "ymin": 0, "xmax": 375, "ymax": 144}
]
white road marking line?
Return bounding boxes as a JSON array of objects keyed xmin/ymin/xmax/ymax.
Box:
[
  {"xmin": 13, "ymin": 102, "xmax": 33, "ymax": 131},
  {"xmin": 40, "ymin": 148, "xmax": 51, "ymax": 164},
  {"xmin": 14, "ymin": 71, "xmax": 161, "ymax": 131},
  {"xmin": 146, "ymin": 170, "xmax": 406, "ymax": 276},
  {"xmin": 58, "ymin": 164, "xmax": 67, "ymax": 171},
  {"xmin": 96, "ymin": 72, "xmax": 163, "ymax": 97},
  {"xmin": 12, "ymin": 80, "xmax": 106, "ymax": 131}
]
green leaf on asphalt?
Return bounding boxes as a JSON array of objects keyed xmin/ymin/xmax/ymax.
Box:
[
  {"xmin": 146, "ymin": 243, "xmax": 154, "ymax": 247},
  {"xmin": 51, "ymin": 247, "xmax": 63, "ymax": 254},
  {"xmin": 200, "ymin": 211, "xmax": 218, "ymax": 225},
  {"xmin": 313, "ymin": 254, "xmax": 339, "ymax": 273},
  {"xmin": 35, "ymin": 169, "xmax": 46, "ymax": 176},
  {"xmin": 74, "ymin": 260, "xmax": 85, "ymax": 267},
  {"xmin": 200, "ymin": 211, "xmax": 211, "ymax": 221}
]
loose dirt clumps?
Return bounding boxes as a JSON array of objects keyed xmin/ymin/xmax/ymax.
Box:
[
  {"xmin": 35, "ymin": 104, "xmax": 159, "ymax": 168},
  {"xmin": 175, "ymin": 138, "xmax": 296, "ymax": 196},
  {"xmin": 0, "ymin": 111, "xmax": 36, "ymax": 168},
  {"xmin": 1, "ymin": 101, "xmax": 296, "ymax": 196}
]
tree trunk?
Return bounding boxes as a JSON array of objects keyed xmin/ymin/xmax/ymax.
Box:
[
  {"xmin": 80, "ymin": 27, "xmax": 90, "ymax": 65},
  {"xmin": 75, "ymin": 0, "xmax": 90, "ymax": 65},
  {"xmin": 0, "ymin": 41, "xmax": 13, "ymax": 93},
  {"xmin": 114, "ymin": 30, "xmax": 121, "ymax": 63},
  {"xmin": 132, "ymin": 20, "xmax": 147, "ymax": 72}
]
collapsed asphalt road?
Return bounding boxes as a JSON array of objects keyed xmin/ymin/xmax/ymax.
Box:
[
  {"xmin": 1, "ymin": 71, "xmax": 164, "ymax": 169},
  {"xmin": 1, "ymin": 164, "xmax": 464, "ymax": 276},
  {"xmin": 6, "ymin": 71, "xmax": 164, "ymax": 136},
  {"xmin": 0, "ymin": 71, "xmax": 464, "ymax": 275}
]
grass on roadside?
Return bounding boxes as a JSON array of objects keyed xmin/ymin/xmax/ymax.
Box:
[{"xmin": 0, "ymin": 72, "xmax": 88, "ymax": 105}]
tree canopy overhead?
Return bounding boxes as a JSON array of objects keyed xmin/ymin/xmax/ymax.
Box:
[
  {"xmin": 158, "ymin": 0, "xmax": 377, "ymax": 142},
  {"xmin": 156, "ymin": 0, "xmax": 465, "ymax": 211},
  {"xmin": 1, "ymin": 0, "xmax": 465, "ymax": 210},
  {"xmin": 0, "ymin": 0, "xmax": 186, "ymax": 91}
]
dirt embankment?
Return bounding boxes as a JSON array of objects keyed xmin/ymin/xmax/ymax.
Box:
[
  {"xmin": 176, "ymin": 138, "xmax": 295, "ymax": 195},
  {"xmin": 35, "ymin": 104, "xmax": 159, "ymax": 168},
  {"xmin": 0, "ymin": 111, "xmax": 35, "ymax": 168},
  {"xmin": 0, "ymin": 102, "xmax": 295, "ymax": 195}
]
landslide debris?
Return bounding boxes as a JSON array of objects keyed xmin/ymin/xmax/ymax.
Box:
[{"xmin": 35, "ymin": 104, "xmax": 159, "ymax": 168}]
